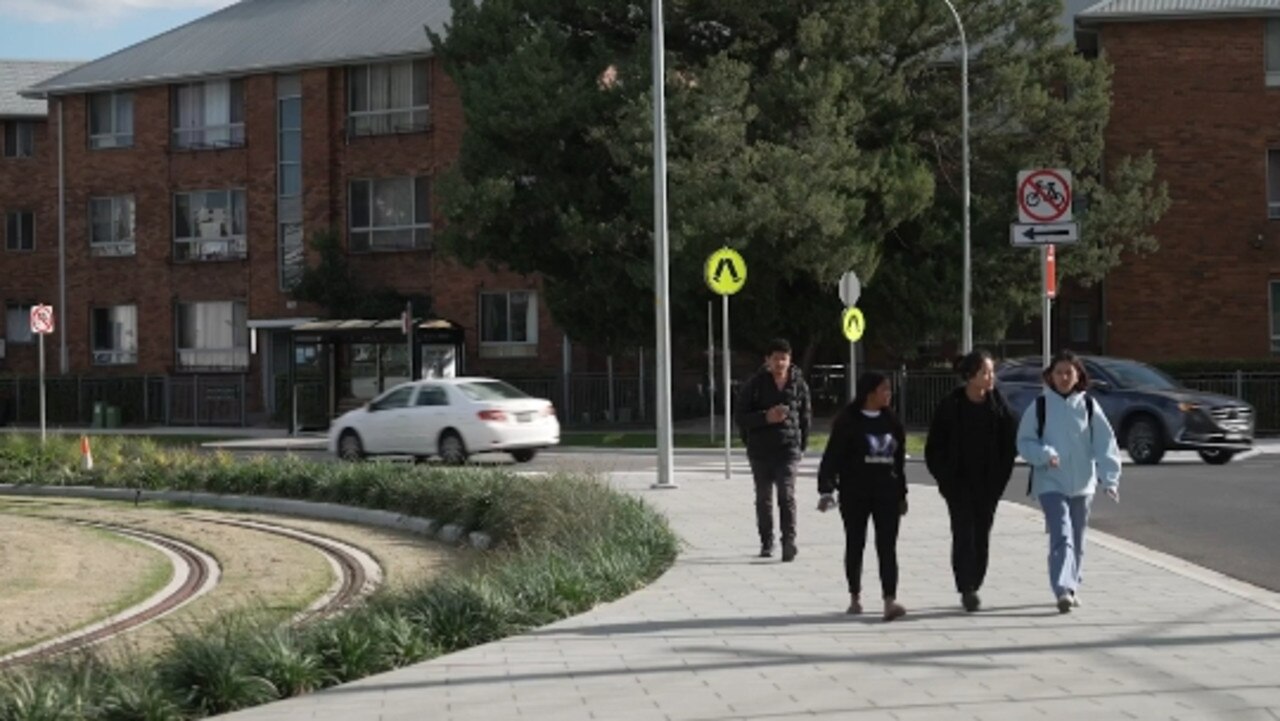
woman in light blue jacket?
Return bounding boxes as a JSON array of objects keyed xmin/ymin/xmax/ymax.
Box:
[{"xmin": 1016, "ymin": 350, "xmax": 1122, "ymax": 614}]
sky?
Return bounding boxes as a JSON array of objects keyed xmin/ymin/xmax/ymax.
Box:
[{"xmin": 0, "ymin": 0, "xmax": 238, "ymax": 62}]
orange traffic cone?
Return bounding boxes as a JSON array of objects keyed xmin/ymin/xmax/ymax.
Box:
[{"xmin": 80, "ymin": 435, "xmax": 94, "ymax": 471}]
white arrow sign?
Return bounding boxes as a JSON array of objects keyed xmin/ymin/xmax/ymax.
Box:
[{"xmin": 1010, "ymin": 222, "xmax": 1079, "ymax": 247}]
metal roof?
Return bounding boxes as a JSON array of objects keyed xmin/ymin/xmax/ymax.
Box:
[
  {"xmin": 25, "ymin": 0, "xmax": 452, "ymax": 97},
  {"xmin": 1, "ymin": 60, "xmax": 83, "ymax": 116},
  {"xmin": 1079, "ymin": 0, "xmax": 1280, "ymax": 22}
]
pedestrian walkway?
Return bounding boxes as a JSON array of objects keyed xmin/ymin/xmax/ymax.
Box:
[{"xmin": 220, "ymin": 466, "xmax": 1280, "ymax": 721}]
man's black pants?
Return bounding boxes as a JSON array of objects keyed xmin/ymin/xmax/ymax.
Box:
[{"xmin": 750, "ymin": 456, "xmax": 798, "ymax": 547}]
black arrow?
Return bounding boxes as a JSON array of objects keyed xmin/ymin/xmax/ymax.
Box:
[
  {"xmin": 714, "ymin": 257, "xmax": 740, "ymax": 283},
  {"xmin": 1021, "ymin": 226, "xmax": 1072, "ymax": 241},
  {"xmin": 846, "ymin": 314, "xmax": 862, "ymax": 334}
]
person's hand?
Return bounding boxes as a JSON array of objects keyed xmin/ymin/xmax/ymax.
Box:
[
  {"xmin": 765, "ymin": 404, "xmax": 788, "ymax": 424},
  {"xmin": 1048, "ymin": 453, "xmax": 1061, "ymax": 468},
  {"xmin": 817, "ymin": 494, "xmax": 837, "ymax": 513},
  {"xmin": 899, "ymin": 497, "xmax": 909, "ymax": 516},
  {"xmin": 1105, "ymin": 487, "xmax": 1120, "ymax": 503}
]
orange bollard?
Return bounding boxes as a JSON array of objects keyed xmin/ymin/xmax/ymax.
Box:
[{"xmin": 80, "ymin": 435, "xmax": 94, "ymax": 471}]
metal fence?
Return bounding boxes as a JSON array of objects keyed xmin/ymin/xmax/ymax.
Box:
[{"xmin": 0, "ymin": 375, "xmax": 247, "ymax": 427}]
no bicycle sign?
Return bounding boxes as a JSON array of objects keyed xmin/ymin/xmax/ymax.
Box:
[{"xmin": 1017, "ymin": 169, "xmax": 1072, "ymax": 224}]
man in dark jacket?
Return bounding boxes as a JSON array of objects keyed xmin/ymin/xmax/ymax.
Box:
[
  {"xmin": 924, "ymin": 350, "xmax": 1018, "ymax": 612},
  {"xmin": 735, "ymin": 338, "xmax": 811, "ymax": 562}
]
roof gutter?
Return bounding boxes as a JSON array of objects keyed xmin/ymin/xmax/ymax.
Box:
[{"xmin": 1077, "ymin": 9, "xmax": 1279, "ymax": 27}]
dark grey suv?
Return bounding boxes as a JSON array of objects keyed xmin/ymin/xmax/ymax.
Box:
[{"xmin": 996, "ymin": 356, "xmax": 1255, "ymax": 465}]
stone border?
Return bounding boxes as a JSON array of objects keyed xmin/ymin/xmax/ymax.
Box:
[{"xmin": 0, "ymin": 484, "xmax": 493, "ymax": 551}]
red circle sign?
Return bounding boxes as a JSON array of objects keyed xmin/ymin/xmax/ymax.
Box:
[
  {"xmin": 1018, "ymin": 169, "xmax": 1072, "ymax": 223},
  {"xmin": 29, "ymin": 305, "xmax": 54, "ymax": 335}
]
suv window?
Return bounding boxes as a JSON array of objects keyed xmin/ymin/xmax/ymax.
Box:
[{"xmin": 997, "ymin": 365, "xmax": 1041, "ymax": 385}]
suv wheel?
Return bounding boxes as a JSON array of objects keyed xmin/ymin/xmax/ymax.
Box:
[
  {"xmin": 1197, "ymin": 448, "xmax": 1237, "ymax": 465},
  {"xmin": 1125, "ymin": 416, "xmax": 1165, "ymax": 465}
]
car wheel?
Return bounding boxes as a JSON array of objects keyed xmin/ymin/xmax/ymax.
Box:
[
  {"xmin": 511, "ymin": 449, "xmax": 537, "ymax": 463},
  {"xmin": 337, "ymin": 430, "xmax": 364, "ymax": 462},
  {"xmin": 1198, "ymin": 448, "xmax": 1237, "ymax": 465},
  {"xmin": 1124, "ymin": 416, "xmax": 1165, "ymax": 465},
  {"xmin": 438, "ymin": 431, "xmax": 468, "ymax": 466}
]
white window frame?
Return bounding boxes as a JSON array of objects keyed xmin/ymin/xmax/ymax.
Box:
[
  {"xmin": 175, "ymin": 300, "xmax": 249, "ymax": 371},
  {"xmin": 1268, "ymin": 19, "xmax": 1280, "ymax": 87},
  {"xmin": 89, "ymin": 91, "xmax": 134, "ymax": 149},
  {"xmin": 91, "ymin": 305, "xmax": 138, "ymax": 365},
  {"xmin": 5, "ymin": 302, "xmax": 34, "ymax": 345},
  {"xmin": 348, "ymin": 176, "xmax": 431, "ymax": 252},
  {"xmin": 479, "ymin": 290, "xmax": 538, "ymax": 358},
  {"xmin": 173, "ymin": 189, "xmax": 247, "ymax": 261},
  {"xmin": 3, "ymin": 121, "xmax": 34, "ymax": 158},
  {"xmin": 172, "ymin": 78, "xmax": 246, "ymax": 149},
  {"xmin": 5, "ymin": 210, "xmax": 34, "ymax": 252},
  {"xmin": 90, "ymin": 195, "xmax": 136, "ymax": 257},
  {"xmin": 347, "ymin": 59, "xmax": 431, "ymax": 136},
  {"xmin": 1270, "ymin": 149, "xmax": 1280, "ymax": 220}
]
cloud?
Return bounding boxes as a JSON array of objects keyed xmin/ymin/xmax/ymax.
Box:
[{"xmin": 0, "ymin": 0, "xmax": 237, "ymax": 24}]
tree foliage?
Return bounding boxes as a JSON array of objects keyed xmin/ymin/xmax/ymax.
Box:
[
  {"xmin": 430, "ymin": 0, "xmax": 1168, "ymax": 362},
  {"xmin": 291, "ymin": 229, "xmax": 431, "ymax": 319}
]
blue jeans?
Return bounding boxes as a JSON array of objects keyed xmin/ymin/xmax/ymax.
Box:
[{"xmin": 1038, "ymin": 492, "xmax": 1092, "ymax": 598}]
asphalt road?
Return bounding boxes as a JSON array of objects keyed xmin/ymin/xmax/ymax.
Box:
[{"xmin": 230, "ymin": 445, "xmax": 1280, "ymax": 593}]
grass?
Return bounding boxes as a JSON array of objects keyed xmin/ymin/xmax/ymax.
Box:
[
  {"xmin": 561, "ymin": 431, "xmax": 927, "ymax": 457},
  {"xmin": 0, "ymin": 434, "xmax": 678, "ymax": 720}
]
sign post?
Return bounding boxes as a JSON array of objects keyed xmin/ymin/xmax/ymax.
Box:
[
  {"xmin": 706, "ymin": 247, "xmax": 747, "ymax": 480},
  {"xmin": 838, "ymin": 271, "xmax": 861, "ymax": 402},
  {"xmin": 1013, "ymin": 168, "xmax": 1076, "ymax": 365},
  {"xmin": 707, "ymin": 300, "xmax": 715, "ymax": 443},
  {"xmin": 30, "ymin": 304, "xmax": 55, "ymax": 443}
]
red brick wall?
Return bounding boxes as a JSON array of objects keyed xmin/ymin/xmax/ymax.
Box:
[
  {"xmin": 1, "ymin": 58, "xmax": 568, "ymax": 401},
  {"xmin": 1101, "ymin": 18, "xmax": 1280, "ymax": 360}
]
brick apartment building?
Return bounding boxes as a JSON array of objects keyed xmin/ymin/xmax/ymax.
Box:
[
  {"xmin": 1, "ymin": 0, "xmax": 569, "ymax": 423},
  {"xmin": 1075, "ymin": 0, "xmax": 1280, "ymax": 360}
]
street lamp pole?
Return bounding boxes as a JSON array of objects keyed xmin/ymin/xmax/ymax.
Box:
[
  {"xmin": 941, "ymin": 0, "xmax": 972, "ymax": 354},
  {"xmin": 651, "ymin": 0, "xmax": 676, "ymax": 488}
]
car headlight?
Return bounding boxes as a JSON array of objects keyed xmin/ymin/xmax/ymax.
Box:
[{"xmin": 1177, "ymin": 402, "xmax": 1200, "ymax": 413}]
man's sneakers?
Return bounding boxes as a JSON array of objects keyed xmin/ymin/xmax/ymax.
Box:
[
  {"xmin": 758, "ymin": 542, "xmax": 773, "ymax": 559},
  {"xmin": 961, "ymin": 591, "xmax": 981, "ymax": 613},
  {"xmin": 1056, "ymin": 594, "xmax": 1074, "ymax": 614},
  {"xmin": 781, "ymin": 542, "xmax": 798, "ymax": 563}
]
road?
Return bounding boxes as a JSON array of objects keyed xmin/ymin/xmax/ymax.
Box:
[{"xmin": 233, "ymin": 445, "xmax": 1280, "ymax": 593}]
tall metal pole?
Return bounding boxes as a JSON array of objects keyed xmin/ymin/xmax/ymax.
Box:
[
  {"xmin": 651, "ymin": 0, "xmax": 677, "ymax": 489},
  {"xmin": 708, "ymin": 301, "xmax": 715, "ymax": 443},
  {"xmin": 1041, "ymin": 245, "xmax": 1052, "ymax": 362},
  {"xmin": 941, "ymin": 0, "xmax": 972, "ymax": 353},
  {"xmin": 722, "ymin": 294, "xmax": 731, "ymax": 480}
]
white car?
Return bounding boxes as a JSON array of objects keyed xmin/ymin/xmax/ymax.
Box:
[{"xmin": 327, "ymin": 377, "xmax": 559, "ymax": 464}]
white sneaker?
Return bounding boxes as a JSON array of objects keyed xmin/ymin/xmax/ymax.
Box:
[
  {"xmin": 1056, "ymin": 594, "xmax": 1073, "ymax": 614},
  {"xmin": 1070, "ymin": 591, "xmax": 1081, "ymax": 608}
]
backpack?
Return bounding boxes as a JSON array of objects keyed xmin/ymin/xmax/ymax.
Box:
[{"xmin": 1025, "ymin": 393, "xmax": 1093, "ymax": 495}]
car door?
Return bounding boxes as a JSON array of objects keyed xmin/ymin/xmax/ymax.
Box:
[
  {"xmin": 1083, "ymin": 360, "xmax": 1123, "ymax": 426},
  {"xmin": 361, "ymin": 385, "xmax": 416, "ymax": 454},
  {"xmin": 408, "ymin": 383, "xmax": 452, "ymax": 456}
]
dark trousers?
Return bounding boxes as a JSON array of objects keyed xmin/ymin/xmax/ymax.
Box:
[
  {"xmin": 945, "ymin": 493, "xmax": 999, "ymax": 594},
  {"xmin": 839, "ymin": 496, "xmax": 901, "ymax": 598},
  {"xmin": 750, "ymin": 456, "xmax": 798, "ymax": 546}
]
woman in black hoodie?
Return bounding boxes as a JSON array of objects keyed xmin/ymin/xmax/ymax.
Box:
[
  {"xmin": 924, "ymin": 350, "xmax": 1018, "ymax": 612},
  {"xmin": 817, "ymin": 371, "xmax": 908, "ymax": 622}
]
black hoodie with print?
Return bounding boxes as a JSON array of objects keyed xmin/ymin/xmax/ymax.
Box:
[{"xmin": 817, "ymin": 405, "xmax": 907, "ymax": 502}]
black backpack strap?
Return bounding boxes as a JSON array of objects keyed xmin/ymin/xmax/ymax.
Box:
[{"xmin": 1027, "ymin": 396, "xmax": 1047, "ymax": 496}]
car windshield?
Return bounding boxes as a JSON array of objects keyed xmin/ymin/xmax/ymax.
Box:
[
  {"xmin": 1098, "ymin": 360, "xmax": 1179, "ymax": 390},
  {"xmin": 456, "ymin": 381, "xmax": 531, "ymax": 402}
]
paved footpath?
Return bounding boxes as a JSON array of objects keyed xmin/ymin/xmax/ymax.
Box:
[{"xmin": 221, "ymin": 468, "xmax": 1280, "ymax": 721}]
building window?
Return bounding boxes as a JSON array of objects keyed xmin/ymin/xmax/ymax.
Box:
[
  {"xmin": 5, "ymin": 211, "xmax": 34, "ymax": 251},
  {"xmin": 174, "ymin": 189, "xmax": 247, "ymax": 261},
  {"xmin": 1270, "ymin": 150, "xmax": 1280, "ymax": 219},
  {"xmin": 347, "ymin": 59, "xmax": 430, "ymax": 136},
  {"xmin": 277, "ymin": 75, "xmax": 305, "ymax": 290},
  {"xmin": 91, "ymin": 305, "xmax": 138, "ymax": 365},
  {"xmin": 5, "ymin": 302, "xmax": 33, "ymax": 345},
  {"xmin": 172, "ymin": 79, "xmax": 245, "ymax": 149},
  {"xmin": 479, "ymin": 290, "xmax": 538, "ymax": 358},
  {"xmin": 90, "ymin": 196, "xmax": 136, "ymax": 256},
  {"xmin": 3, "ymin": 121, "xmax": 34, "ymax": 157},
  {"xmin": 176, "ymin": 301, "xmax": 248, "ymax": 370},
  {"xmin": 1268, "ymin": 19, "xmax": 1280, "ymax": 87},
  {"xmin": 1271, "ymin": 281, "xmax": 1280, "ymax": 353},
  {"xmin": 1069, "ymin": 302, "xmax": 1091, "ymax": 344},
  {"xmin": 89, "ymin": 91, "xmax": 134, "ymax": 149},
  {"xmin": 348, "ymin": 177, "xmax": 430, "ymax": 252}
]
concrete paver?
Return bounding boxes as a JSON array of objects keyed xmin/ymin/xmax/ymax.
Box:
[{"xmin": 215, "ymin": 465, "xmax": 1280, "ymax": 720}]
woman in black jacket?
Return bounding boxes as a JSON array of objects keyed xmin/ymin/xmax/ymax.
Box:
[
  {"xmin": 817, "ymin": 371, "xmax": 908, "ymax": 622},
  {"xmin": 924, "ymin": 350, "xmax": 1018, "ymax": 612}
]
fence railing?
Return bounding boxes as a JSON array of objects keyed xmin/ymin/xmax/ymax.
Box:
[{"xmin": 0, "ymin": 375, "xmax": 247, "ymax": 428}]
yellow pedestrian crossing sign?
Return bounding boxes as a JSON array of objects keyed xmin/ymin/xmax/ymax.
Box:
[
  {"xmin": 705, "ymin": 248, "xmax": 746, "ymax": 295},
  {"xmin": 842, "ymin": 307, "xmax": 865, "ymax": 342}
]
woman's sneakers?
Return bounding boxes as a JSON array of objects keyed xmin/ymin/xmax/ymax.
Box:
[
  {"xmin": 1056, "ymin": 594, "xmax": 1074, "ymax": 614},
  {"xmin": 846, "ymin": 594, "xmax": 862, "ymax": 615},
  {"xmin": 883, "ymin": 599, "xmax": 906, "ymax": 622},
  {"xmin": 961, "ymin": 591, "xmax": 981, "ymax": 613}
]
